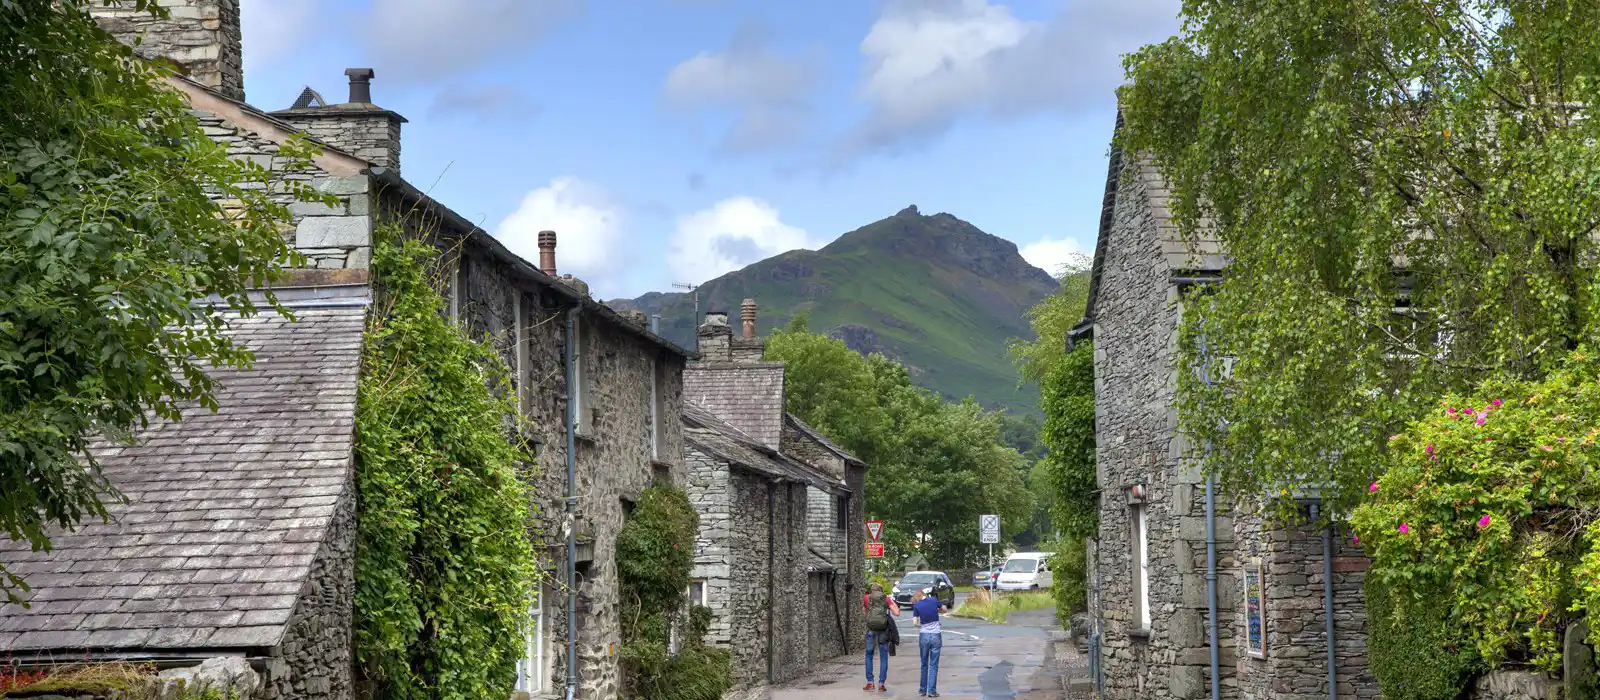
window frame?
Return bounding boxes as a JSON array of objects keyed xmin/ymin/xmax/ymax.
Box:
[
  {"xmin": 515, "ymin": 588, "xmax": 546, "ymax": 692},
  {"xmin": 835, "ymin": 495, "xmax": 849, "ymax": 531},
  {"xmin": 1132, "ymin": 503, "xmax": 1151, "ymax": 631},
  {"xmin": 649, "ymin": 355, "xmax": 660, "ymax": 459}
]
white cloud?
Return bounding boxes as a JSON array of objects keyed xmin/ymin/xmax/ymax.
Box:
[
  {"xmin": 495, "ymin": 177, "xmax": 630, "ymax": 296},
  {"xmin": 669, "ymin": 198, "xmax": 809, "ymax": 283},
  {"xmin": 1020, "ymin": 237, "xmax": 1089, "ymax": 277},
  {"xmin": 240, "ymin": 0, "xmax": 321, "ymax": 66},
  {"xmin": 362, "ymin": 0, "xmax": 582, "ymax": 84},
  {"xmin": 664, "ymin": 26, "xmax": 822, "ymax": 153},
  {"xmin": 846, "ymin": 0, "xmax": 1181, "ymax": 153}
]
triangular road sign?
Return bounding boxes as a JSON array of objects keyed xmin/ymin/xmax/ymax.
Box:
[{"xmin": 866, "ymin": 520, "xmax": 884, "ymax": 541}]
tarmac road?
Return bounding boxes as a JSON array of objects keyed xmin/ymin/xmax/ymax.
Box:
[{"xmin": 770, "ymin": 605, "xmax": 1089, "ymax": 700}]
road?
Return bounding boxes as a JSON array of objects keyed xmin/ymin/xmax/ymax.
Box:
[{"xmin": 771, "ymin": 601, "xmax": 1090, "ymax": 700}]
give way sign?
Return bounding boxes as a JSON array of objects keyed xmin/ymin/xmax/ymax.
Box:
[{"xmin": 865, "ymin": 520, "xmax": 884, "ymax": 541}]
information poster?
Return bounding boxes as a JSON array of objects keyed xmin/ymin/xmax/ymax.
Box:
[{"xmin": 1244, "ymin": 562, "xmax": 1266, "ymax": 658}]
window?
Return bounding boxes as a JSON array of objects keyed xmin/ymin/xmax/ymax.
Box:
[
  {"xmin": 514, "ymin": 294, "xmax": 526, "ymax": 411},
  {"xmin": 515, "ymin": 588, "xmax": 546, "ymax": 693},
  {"xmin": 1002, "ymin": 558, "xmax": 1038, "ymax": 574},
  {"xmin": 835, "ymin": 495, "xmax": 848, "ymax": 531},
  {"xmin": 448, "ymin": 260, "xmax": 462, "ymax": 324},
  {"xmin": 1131, "ymin": 504, "xmax": 1150, "ymax": 630},
  {"xmin": 686, "ymin": 580, "xmax": 707, "ymax": 607},
  {"xmin": 572, "ymin": 317, "xmax": 593, "ymax": 434}
]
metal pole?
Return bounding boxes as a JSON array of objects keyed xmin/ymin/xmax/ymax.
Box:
[
  {"xmin": 1198, "ymin": 333, "xmax": 1221, "ymax": 700},
  {"xmin": 1318, "ymin": 502, "xmax": 1337, "ymax": 700}
]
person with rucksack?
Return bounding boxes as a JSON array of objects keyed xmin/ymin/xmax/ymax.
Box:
[{"xmin": 863, "ymin": 581, "xmax": 900, "ymax": 692}]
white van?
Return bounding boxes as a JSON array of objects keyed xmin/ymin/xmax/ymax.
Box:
[{"xmin": 995, "ymin": 551, "xmax": 1053, "ymax": 591}]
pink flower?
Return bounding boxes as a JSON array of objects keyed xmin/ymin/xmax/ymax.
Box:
[
  {"xmin": 1447, "ymin": 408, "xmax": 1457, "ymax": 415},
  {"xmin": 1389, "ymin": 434, "xmax": 1401, "ymax": 441},
  {"xmin": 1493, "ymin": 399, "xmax": 1503, "ymax": 407},
  {"xmin": 1369, "ymin": 482, "xmax": 1379, "ymax": 493},
  {"xmin": 1425, "ymin": 444, "xmax": 1435, "ymax": 455},
  {"xmin": 1542, "ymin": 445, "xmax": 1555, "ymax": 451},
  {"xmin": 1476, "ymin": 415, "xmax": 1488, "ymax": 426},
  {"xmin": 1399, "ymin": 523, "xmax": 1410, "ymax": 534},
  {"xmin": 1352, "ymin": 534, "xmax": 1360, "ymax": 545},
  {"xmin": 1478, "ymin": 514, "xmax": 1492, "ymax": 528},
  {"xmin": 1559, "ymin": 437, "xmax": 1567, "ymax": 442}
]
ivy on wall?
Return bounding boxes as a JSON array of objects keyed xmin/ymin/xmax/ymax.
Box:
[
  {"xmin": 616, "ymin": 485, "xmax": 731, "ymax": 700},
  {"xmin": 1352, "ymin": 348, "xmax": 1600, "ymax": 677},
  {"xmin": 1039, "ymin": 341, "xmax": 1096, "ymax": 617},
  {"xmin": 353, "ymin": 228, "xmax": 538, "ymax": 698}
]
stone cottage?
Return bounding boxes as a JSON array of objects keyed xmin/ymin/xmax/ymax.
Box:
[
  {"xmin": 1, "ymin": 3, "xmax": 691, "ymax": 699},
  {"xmin": 682, "ymin": 303, "xmax": 868, "ymax": 693},
  {"xmin": 1068, "ymin": 114, "xmax": 1377, "ymax": 700}
]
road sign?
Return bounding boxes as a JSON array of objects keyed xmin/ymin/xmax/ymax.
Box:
[
  {"xmin": 865, "ymin": 520, "xmax": 884, "ymax": 541},
  {"xmin": 979, "ymin": 514, "xmax": 1000, "ymax": 544},
  {"xmin": 865, "ymin": 543, "xmax": 885, "ymax": 558}
]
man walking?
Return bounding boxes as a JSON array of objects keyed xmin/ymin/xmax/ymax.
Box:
[
  {"xmin": 863, "ymin": 582, "xmax": 900, "ymax": 692},
  {"xmin": 911, "ymin": 588, "xmax": 947, "ymax": 697}
]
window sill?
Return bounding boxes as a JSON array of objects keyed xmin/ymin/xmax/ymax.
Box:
[
  {"xmin": 650, "ymin": 459, "xmax": 676, "ymax": 471},
  {"xmin": 574, "ymin": 430, "xmax": 598, "ymax": 444},
  {"xmin": 1129, "ymin": 628, "xmax": 1152, "ymax": 641}
]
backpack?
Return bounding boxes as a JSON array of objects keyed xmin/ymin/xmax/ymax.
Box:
[{"xmin": 866, "ymin": 593, "xmax": 891, "ymax": 632}]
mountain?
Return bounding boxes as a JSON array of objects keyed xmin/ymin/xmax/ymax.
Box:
[{"xmin": 614, "ymin": 205, "xmax": 1060, "ymax": 415}]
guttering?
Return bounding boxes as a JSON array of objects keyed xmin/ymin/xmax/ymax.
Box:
[{"xmin": 564, "ymin": 305, "xmax": 579, "ymax": 700}]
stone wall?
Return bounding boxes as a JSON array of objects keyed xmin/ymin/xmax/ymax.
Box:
[
  {"xmin": 390, "ymin": 194, "xmax": 689, "ymax": 699},
  {"xmin": 195, "ymin": 111, "xmax": 373, "ymax": 270},
  {"xmin": 845, "ymin": 463, "xmax": 867, "ymax": 652},
  {"xmin": 276, "ymin": 110, "xmax": 403, "ymax": 172},
  {"xmin": 1233, "ymin": 503, "xmax": 1377, "ymax": 700},
  {"xmin": 263, "ymin": 490, "xmax": 355, "ymax": 699},
  {"xmin": 688, "ymin": 447, "xmax": 734, "ymax": 646},
  {"xmin": 728, "ymin": 469, "xmax": 774, "ymax": 688},
  {"xmin": 806, "ymin": 486, "xmax": 842, "ymax": 569},
  {"xmin": 1087, "ymin": 161, "xmax": 1239, "ymax": 700},
  {"xmin": 91, "ymin": 0, "xmax": 244, "ymax": 101}
]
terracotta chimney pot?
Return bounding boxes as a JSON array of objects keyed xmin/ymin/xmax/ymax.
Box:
[
  {"xmin": 741, "ymin": 299, "xmax": 757, "ymax": 340},
  {"xmin": 537, "ymin": 230, "xmax": 557, "ymax": 276}
]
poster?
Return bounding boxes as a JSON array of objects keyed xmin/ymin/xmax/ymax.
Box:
[{"xmin": 1244, "ymin": 562, "xmax": 1266, "ymax": 658}]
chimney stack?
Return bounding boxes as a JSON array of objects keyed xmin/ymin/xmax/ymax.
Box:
[
  {"xmin": 697, "ymin": 311, "xmax": 733, "ymax": 363},
  {"xmin": 740, "ymin": 299, "xmax": 757, "ymax": 340},
  {"xmin": 271, "ymin": 68, "xmax": 407, "ymax": 172},
  {"xmin": 538, "ymin": 231, "xmax": 558, "ymax": 276},
  {"xmin": 90, "ymin": 0, "xmax": 245, "ymax": 102},
  {"xmin": 345, "ymin": 68, "xmax": 374, "ymax": 104}
]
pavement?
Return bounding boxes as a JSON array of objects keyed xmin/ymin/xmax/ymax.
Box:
[{"xmin": 769, "ymin": 603, "xmax": 1093, "ymax": 700}]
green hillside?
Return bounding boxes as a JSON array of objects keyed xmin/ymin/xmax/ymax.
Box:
[{"xmin": 614, "ymin": 205, "xmax": 1060, "ymax": 414}]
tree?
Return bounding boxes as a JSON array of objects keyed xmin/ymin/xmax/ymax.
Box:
[
  {"xmin": 1118, "ymin": 0, "xmax": 1600, "ymax": 512},
  {"xmin": 0, "ymin": 0, "xmax": 321, "ymax": 599}
]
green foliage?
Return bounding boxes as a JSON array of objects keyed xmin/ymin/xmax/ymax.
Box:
[
  {"xmin": 1119, "ymin": 0, "xmax": 1600, "ymax": 515},
  {"xmin": 624, "ymin": 209, "xmax": 1061, "ymax": 414},
  {"xmin": 766, "ymin": 327, "xmax": 1034, "ymax": 568},
  {"xmin": 353, "ymin": 231, "xmax": 537, "ymax": 698},
  {"xmin": 0, "ymin": 0, "xmax": 326, "ymax": 600},
  {"xmin": 954, "ymin": 589, "xmax": 1056, "ymax": 624},
  {"xmin": 616, "ymin": 485, "xmax": 732, "ymax": 700},
  {"xmin": 1048, "ymin": 535, "xmax": 1089, "ymax": 619},
  {"xmin": 1365, "ymin": 574, "xmax": 1481, "ymax": 700},
  {"xmin": 1351, "ymin": 349, "xmax": 1600, "ymax": 672}
]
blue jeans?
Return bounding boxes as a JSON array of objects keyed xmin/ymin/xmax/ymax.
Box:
[
  {"xmin": 864, "ymin": 631, "xmax": 889, "ymax": 683},
  {"xmin": 919, "ymin": 632, "xmax": 943, "ymax": 694}
]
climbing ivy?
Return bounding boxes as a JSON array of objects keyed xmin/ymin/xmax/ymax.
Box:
[
  {"xmin": 1364, "ymin": 574, "xmax": 1481, "ymax": 700},
  {"xmin": 353, "ymin": 228, "xmax": 538, "ymax": 698},
  {"xmin": 1351, "ymin": 348, "xmax": 1600, "ymax": 673},
  {"xmin": 616, "ymin": 485, "xmax": 731, "ymax": 700}
]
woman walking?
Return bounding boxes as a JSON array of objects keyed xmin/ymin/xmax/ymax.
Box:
[{"xmin": 863, "ymin": 582, "xmax": 900, "ymax": 692}]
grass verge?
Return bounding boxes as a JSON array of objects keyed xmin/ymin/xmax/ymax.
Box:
[{"xmin": 952, "ymin": 589, "xmax": 1055, "ymax": 624}]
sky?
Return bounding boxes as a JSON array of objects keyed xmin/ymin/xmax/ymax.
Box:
[{"xmin": 239, "ymin": 0, "xmax": 1183, "ymax": 300}]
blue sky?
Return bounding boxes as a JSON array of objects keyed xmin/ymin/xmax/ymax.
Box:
[{"xmin": 239, "ymin": 0, "xmax": 1182, "ymax": 299}]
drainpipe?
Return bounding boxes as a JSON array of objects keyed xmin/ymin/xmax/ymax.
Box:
[
  {"xmin": 564, "ymin": 306, "xmax": 579, "ymax": 700},
  {"xmin": 1314, "ymin": 502, "xmax": 1337, "ymax": 700},
  {"xmin": 768, "ymin": 480, "xmax": 777, "ymax": 683},
  {"xmin": 1205, "ymin": 475, "xmax": 1220, "ymax": 700}
]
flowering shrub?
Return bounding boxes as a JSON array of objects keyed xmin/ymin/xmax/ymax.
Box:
[{"xmin": 1352, "ymin": 349, "xmax": 1600, "ymax": 673}]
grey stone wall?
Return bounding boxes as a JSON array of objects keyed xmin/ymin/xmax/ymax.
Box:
[
  {"xmin": 845, "ymin": 463, "xmax": 867, "ymax": 652},
  {"xmin": 91, "ymin": 0, "xmax": 244, "ymax": 101},
  {"xmin": 195, "ymin": 112, "xmax": 373, "ymax": 270},
  {"xmin": 728, "ymin": 469, "xmax": 774, "ymax": 688},
  {"xmin": 1087, "ymin": 163, "xmax": 1239, "ymax": 700},
  {"xmin": 415, "ymin": 211, "xmax": 687, "ymax": 700},
  {"xmin": 1233, "ymin": 503, "xmax": 1376, "ymax": 700},
  {"xmin": 276, "ymin": 110, "xmax": 403, "ymax": 172},
  {"xmin": 263, "ymin": 490, "xmax": 355, "ymax": 699},
  {"xmin": 688, "ymin": 447, "xmax": 735, "ymax": 646}
]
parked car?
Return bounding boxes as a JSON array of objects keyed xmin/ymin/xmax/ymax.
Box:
[
  {"xmin": 891, "ymin": 571, "xmax": 956, "ymax": 609},
  {"xmin": 972, "ymin": 568, "xmax": 1001, "ymax": 590},
  {"xmin": 995, "ymin": 552, "xmax": 1054, "ymax": 591}
]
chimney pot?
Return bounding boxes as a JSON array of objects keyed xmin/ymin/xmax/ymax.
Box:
[
  {"xmin": 740, "ymin": 298, "xmax": 757, "ymax": 340},
  {"xmin": 537, "ymin": 230, "xmax": 557, "ymax": 276},
  {"xmin": 345, "ymin": 68, "xmax": 375, "ymax": 104},
  {"xmin": 704, "ymin": 311, "xmax": 729, "ymax": 327}
]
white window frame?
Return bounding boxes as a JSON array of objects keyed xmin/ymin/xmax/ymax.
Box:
[
  {"xmin": 1132, "ymin": 503, "xmax": 1150, "ymax": 630},
  {"xmin": 687, "ymin": 579, "xmax": 708, "ymax": 606},
  {"xmin": 572, "ymin": 317, "xmax": 586, "ymax": 434},
  {"xmin": 515, "ymin": 589, "xmax": 546, "ymax": 693},
  {"xmin": 514, "ymin": 294, "xmax": 526, "ymax": 411}
]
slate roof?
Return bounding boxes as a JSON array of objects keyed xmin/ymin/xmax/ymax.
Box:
[
  {"xmin": 683, "ymin": 401, "xmax": 833, "ymax": 490},
  {"xmin": 0, "ymin": 303, "xmax": 366, "ymax": 656},
  {"xmin": 785, "ymin": 414, "xmax": 864, "ymax": 467},
  {"xmin": 682, "ymin": 363, "xmax": 786, "ymax": 450}
]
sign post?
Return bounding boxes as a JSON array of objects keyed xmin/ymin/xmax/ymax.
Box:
[
  {"xmin": 979, "ymin": 514, "xmax": 1000, "ymax": 585},
  {"xmin": 865, "ymin": 520, "xmax": 886, "ymax": 570}
]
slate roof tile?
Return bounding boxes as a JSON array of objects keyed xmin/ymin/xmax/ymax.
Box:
[
  {"xmin": 683, "ymin": 363, "xmax": 786, "ymax": 450},
  {"xmin": 0, "ymin": 306, "xmax": 365, "ymax": 655}
]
